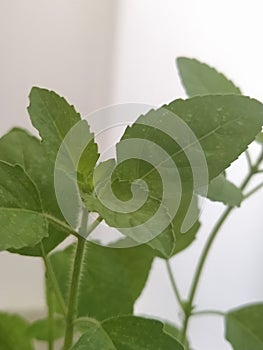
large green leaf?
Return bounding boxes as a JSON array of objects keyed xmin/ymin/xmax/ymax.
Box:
[
  {"xmin": 85, "ymin": 95, "xmax": 263, "ymax": 257},
  {"xmin": 207, "ymin": 174, "xmax": 243, "ymax": 207},
  {"xmin": 0, "ymin": 313, "xmax": 34, "ymax": 350},
  {"xmin": 0, "ymin": 161, "xmax": 48, "ymax": 250},
  {"xmin": 49, "ymin": 242, "xmax": 154, "ymax": 320},
  {"xmin": 225, "ymin": 303, "xmax": 263, "ymax": 350},
  {"xmin": 72, "ymin": 316, "xmax": 183, "ymax": 350},
  {"xmin": 0, "ymin": 128, "xmax": 67, "ymax": 256},
  {"xmin": 177, "ymin": 57, "xmax": 241, "ymax": 97}
]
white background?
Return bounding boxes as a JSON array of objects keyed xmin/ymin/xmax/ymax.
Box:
[{"xmin": 1, "ymin": 1, "xmax": 263, "ymax": 349}]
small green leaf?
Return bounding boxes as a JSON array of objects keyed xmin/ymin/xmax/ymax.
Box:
[
  {"xmin": 28, "ymin": 87, "xmax": 81, "ymax": 161},
  {"xmin": 225, "ymin": 303, "xmax": 263, "ymax": 350},
  {"xmin": 0, "ymin": 312, "xmax": 33, "ymax": 350},
  {"xmin": 28, "ymin": 87, "xmax": 99, "ymax": 227},
  {"xmin": 0, "ymin": 128, "xmax": 67, "ymax": 256},
  {"xmin": 72, "ymin": 316, "xmax": 183, "ymax": 350},
  {"xmin": 0, "ymin": 161, "xmax": 48, "ymax": 250},
  {"xmin": 177, "ymin": 57, "xmax": 241, "ymax": 97},
  {"xmin": 256, "ymin": 132, "xmax": 263, "ymax": 144},
  {"xmin": 207, "ymin": 174, "xmax": 243, "ymax": 207},
  {"xmin": 49, "ymin": 242, "xmax": 154, "ymax": 320},
  {"xmin": 27, "ymin": 316, "xmax": 65, "ymax": 341}
]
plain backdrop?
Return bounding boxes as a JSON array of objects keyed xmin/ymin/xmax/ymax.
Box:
[{"xmin": 1, "ymin": 1, "xmax": 263, "ymax": 349}]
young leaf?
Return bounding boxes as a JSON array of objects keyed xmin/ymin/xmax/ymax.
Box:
[
  {"xmin": 49, "ymin": 242, "xmax": 154, "ymax": 320},
  {"xmin": 0, "ymin": 161, "xmax": 48, "ymax": 250},
  {"xmin": 28, "ymin": 87, "xmax": 99, "ymax": 225},
  {"xmin": 27, "ymin": 316, "xmax": 65, "ymax": 341},
  {"xmin": 207, "ymin": 174, "xmax": 243, "ymax": 207},
  {"xmin": 28, "ymin": 87, "xmax": 81, "ymax": 161},
  {"xmin": 0, "ymin": 128, "xmax": 67, "ymax": 255},
  {"xmin": 225, "ymin": 303, "xmax": 263, "ymax": 350},
  {"xmin": 0, "ymin": 312, "xmax": 34, "ymax": 350},
  {"xmin": 177, "ymin": 57, "xmax": 241, "ymax": 97},
  {"xmin": 256, "ymin": 132, "xmax": 263, "ymax": 144},
  {"xmin": 72, "ymin": 316, "xmax": 183, "ymax": 350}
]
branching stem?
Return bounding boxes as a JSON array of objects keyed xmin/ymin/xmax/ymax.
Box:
[{"xmin": 179, "ymin": 149, "xmax": 263, "ymax": 345}]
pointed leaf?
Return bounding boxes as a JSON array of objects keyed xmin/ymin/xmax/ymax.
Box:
[
  {"xmin": 28, "ymin": 87, "xmax": 99, "ymax": 228},
  {"xmin": 207, "ymin": 174, "xmax": 243, "ymax": 207},
  {"xmin": 177, "ymin": 57, "xmax": 241, "ymax": 96},
  {"xmin": 28, "ymin": 87, "xmax": 99, "ymax": 191},
  {"xmin": 225, "ymin": 303, "xmax": 263, "ymax": 350},
  {"xmin": 0, "ymin": 313, "xmax": 33, "ymax": 350},
  {"xmin": 0, "ymin": 161, "xmax": 48, "ymax": 250}
]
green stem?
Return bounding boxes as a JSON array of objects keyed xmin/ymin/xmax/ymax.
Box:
[
  {"xmin": 63, "ymin": 236, "xmax": 86, "ymax": 350},
  {"xmin": 40, "ymin": 243, "xmax": 67, "ymax": 316},
  {"xmin": 180, "ymin": 206, "xmax": 233, "ymax": 343},
  {"xmin": 245, "ymin": 150, "xmax": 253, "ymax": 169},
  {"xmin": 165, "ymin": 260, "xmax": 184, "ymax": 310},
  {"xmin": 244, "ymin": 181, "xmax": 263, "ymax": 199},
  {"xmin": 191, "ymin": 310, "xmax": 225, "ymax": 317},
  {"xmin": 46, "ymin": 276, "xmax": 55, "ymax": 350},
  {"xmin": 45, "ymin": 214, "xmax": 79, "ymax": 238},
  {"xmin": 180, "ymin": 150, "xmax": 263, "ymax": 345},
  {"xmin": 63, "ymin": 212, "xmax": 102, "ymax": 350}
]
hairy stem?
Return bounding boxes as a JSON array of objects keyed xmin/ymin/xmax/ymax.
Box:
[
  {"xmin": 46, "ymin": 277, "xmax": 54, "ymax": 350},
  {"xmin": 180, "ymin": 150, "xmax": 263, "ymax": 345},
  {"xmin": 63, "ymin": 212, "xmax": 102, "ymax": 350},
  {"xmin": 40, "ymin": 243, "xmax": 67, "ymax": 316},
  {"xmin": 63, "ymin": 236, "xmax": 86, "ymax": 350}
]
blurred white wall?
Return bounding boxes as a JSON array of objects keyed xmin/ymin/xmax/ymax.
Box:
[
  {"xmin": 1, "ymin": 1, "xmax": 263, "ymax": 350},
  {"xmin": 0, "ymin": 0, "xmax": 119, "ymax": 311}
]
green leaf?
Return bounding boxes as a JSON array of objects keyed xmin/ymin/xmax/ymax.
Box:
[
  {"xmin": 28, "ymin": 87, "xmax": 81, "ymax": 161},
  {"xmin": 27, "ymin": 316, "xmax": 65, "ymax": 341},
  {"xmin": 0, "ymin": 128, "xmax": 67, "ymax": 256},
  {"xmin": 0, "ymin": 312, "xmax": 33, "ymax": 350},
  {"xmin": 207, "ymin": 174, "xmax": 243, "ymax": 207},
  {"xmin": 225, "ymin": 303, "xmax": 263, "ymax": 350},
  {"xmin": 165, "ymin": 95, "xmax": 263, "ymax": 180},
  {"xmin": 72, "ymin": 316, "xmax": 183, "ymax": 350},
  {"xmin": 49, "ymin": 242, "xmax": 154, "ymax": 320},
  {"xmin": 0, "ymin": 161, "xmax": 48, "ymax": 250},
  {"xmin": 28, "ymin": 87, "xmax": 99, "ymax": 227},
  {"xmin": 256, "ymin": 132, "xmax": 263, "ymax": 144},
  {"xmin": 85, "ymin": 95, "xmax": 263, "ymax": 257},
  {"xmin": 177, "ymin": 57, "xmax": 241, "ymax": 96},
  {"xmin": 28, "ymin": 87, "xmax": 99, "ymax": 191}
]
